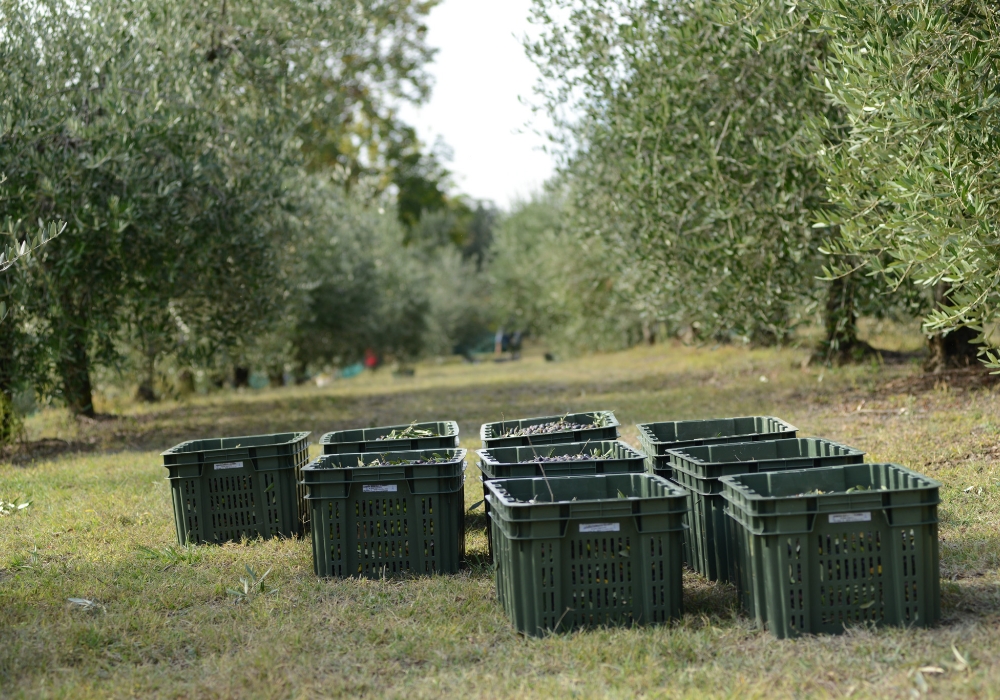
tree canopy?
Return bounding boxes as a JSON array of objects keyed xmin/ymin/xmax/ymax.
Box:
[
  {"xmin": 528, "ymin": 0, "xmax": 840, "ymax": 345},
  {"xmin": 0, "ymin": 0, "xmax": 473, "ymax": 418}
]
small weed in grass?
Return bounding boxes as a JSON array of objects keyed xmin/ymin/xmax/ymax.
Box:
[
  {"xmin": 0, "ymin": 498, "xmax": 30, "ymax": 516},
  {"xmin": 67, "ymin": 598, "xmax": 105, "ymax": 614},
  {"xmin": 137, "ymin": 542, "xmax": 201, "ymax": 570},
  {"xmin": 227, "ymin": 564, "xmax": 277, "ymax": 604}
]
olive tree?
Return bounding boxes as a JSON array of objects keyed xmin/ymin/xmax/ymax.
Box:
[
  {"xmin": 0, "ymin": 0, "xmax": 370, "ymax": 414},
  {"xmin": 731, "ymin": 0, "xmax": 1000, "ymax": 368},
  {"xmin": 489, "ymin": 193, "xmax": 651, "ymax": 352},
  {"xmin": 529, "ymin": 0, "xmax": 848, "ymax": 346}
]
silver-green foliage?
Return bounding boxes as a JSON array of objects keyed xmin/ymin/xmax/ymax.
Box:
[
  {"xmin": 420, "ymin": 244, "xmax": 493, "ymax": 358},
  {"xmin": 0, "ymin": 214, "xmax": 64, "ymax": 323},
  {"xmin": 529, "ymin": 0, "xmax": 834, "ymax": 344},
  {"xmin": 0, "ymin": 0, "xmax": 364, "ymax": 409},
  {"xmin": 814, "ymin": 1, "xmax": 1000, "ymax": 359},
  {"xmin": 731, "ymin": 0, "xmax": 1000, "ymax": 361},
  {"xmin": 0, "ymin": 218, "xmax": 64, "ymax": 275},
  {"xmin": 292, "ymin": 178, "xmax": 490, "ymax": 368},
  {"xmin": 489, "ymin": 194, "xmax": 647, "ymax": 352}
]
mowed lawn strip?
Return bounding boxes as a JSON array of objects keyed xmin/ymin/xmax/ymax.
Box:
[{"xmin": 1, "ymin": 342, "xmax": 999, "ymax": 698}]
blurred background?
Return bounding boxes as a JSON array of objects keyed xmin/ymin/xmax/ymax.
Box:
[{"xmin": 2, "ymin": 0, "xmax": 995, "ymax": 443}]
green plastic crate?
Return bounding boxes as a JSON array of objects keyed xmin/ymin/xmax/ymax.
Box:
[
  {"xmin": 721, "ymin": 463, "xmax": 941, "ymax": 638},
  {"xmin": 319, "ymin": 421, "xmax": 459, "ymax": 454},
  {"xmin": 480, "ymin": 411, "xmax": 619, "ymax": 449},
  {"xmin": 665, "ymin": 477, "xmax": 691, "ymax": 566},
  {"xmin": 637, "ymin": 416, "xmax": 797, "ymax": 479},
  {"xmin": 485, "ymin": 473, "xmax": 687, "ymax": 636},
  {"xmin": 302, "ymin": 449, "xmax": 467, "ymax": 578},
  {"xmin": 163, "ymin": 432, "xmax": 310, "ymax": 544},
  {"xmin": 476, "ymin": 440, "xmax": 648, "ymax": 563},
  {"xmin": 477, "ymin": 440, "xmax": 645, "ymax": 479},
  {"xmin": 667, "ymin": 438, "xmax": 865, "ymax": 583}
]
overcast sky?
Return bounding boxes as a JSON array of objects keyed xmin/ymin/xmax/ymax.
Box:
[{"xmin": 397, "ymin": 0, "xmax": 556, "ymax": 210}]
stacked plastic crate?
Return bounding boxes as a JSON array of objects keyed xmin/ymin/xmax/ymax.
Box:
[
  {"xmin": 479, "ymin": 411, "xmax": 688, "ymax": 636},
  {"xmin": 637, "ymin": 417, "xmax": 798, "ymax": 568},
  {"xmin": 304, "ymin": 421, "xmax": 466, "ymax": 579},
  {"xmin": 637, "ymin": 415, "xmax": 941, "ymax": 638},
  {"xmin": 162, "ymin": 432, "xmax": 310, "ymax": 545}
]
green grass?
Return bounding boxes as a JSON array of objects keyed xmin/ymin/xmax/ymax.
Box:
[{"xmin": 2, "ymin": 341, "xmax": 999, "ymax": 698}]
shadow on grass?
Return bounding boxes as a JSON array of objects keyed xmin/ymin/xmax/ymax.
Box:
[
  {"xmin": 942, "ymin": 577, "xmax": 1000, "ymax": 623},
  {"xmin": 9, "ymin": 368, "xmax": 733, "ymax": 464},
  {"xmin": 940, "ymin": 527, "xmax": 1000, "ymax": 623},
  {"xmin": 877, "ymin": 365, "xmax": 1000, "ymax": 396},
  {"xmin": 462, "ymin": 550, "xmax": 494, "ymax": 576},
  {"xmin": 10, "ymin": 354, "xmax": 958, "ymax": 465},
  {"xmin": 4, "ymin": 437, "xmax": 100, "ymax": 466},
  {"xmin": 681, "ymin": 569, "xmax": 741, "ymax": 621},
  {"xmin": 464, "ymin": 510, "xmax": 488, "ymax": 533}
]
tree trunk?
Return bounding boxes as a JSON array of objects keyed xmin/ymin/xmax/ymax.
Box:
[
  {"xmin": 268, "ymin": 368, "xmax": 285, "ymax": 388},
  {"xmin": 233, "ymin": 366, "xmax": 250, "ymax": 388},
  {"xmin": 818, "ymin": 271, "xmax": 873, "ymax": 364},
  {"xmin": 641, "ymin": 321, "xmax": 656, "ymax": 345},
  {"xmin": 135, "ymin": 348, "xmax": 158, "ymax": 402},
  {"xmin": 924, "ymin": 284, "xmax": 980, "ymax": 372},
  {"xmin": 60, "ymin": 321, "xmax": 95, "ymax": 417},
  {"xmin": 925, "ymin": 326, "xmax": 980, "ymax": 372},
  {"xmin": 177, "ymin": 369, "xmax": 196, "ymax": 396},
  {"xmin": 0, "ymin": 323, "xmax": 21, "ymax": 446}
]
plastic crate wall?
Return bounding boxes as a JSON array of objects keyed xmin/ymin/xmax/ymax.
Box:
[
  {"xmin": 722, "ymin": 463, "xmax": 941, "ymax": 638},
  {"xmin": 486, "ymin": 473, "xmax": 687, "ymax": 636},
  {"xmin": 309, "ymin": 481, "xmax": 465, "ymax": 578},
  {"xmin": 169, "ymin": 457, "xmax": 303, "ymax": 544}
]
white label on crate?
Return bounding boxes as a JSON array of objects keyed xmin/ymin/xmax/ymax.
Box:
[
  {"xmin": 214, "ymin": 461, "xmax": 244, "ymax": 470},
  {"xmin": 579, "ymin": 522, "xmax": 620, "ymax": 533},
  {"xmin": 829, "ymin": 512, "xmax": 871, "ymax": 524},
  {"xmin": 363, "ymin": 484, "xmax": 398, "ymax": 493}
]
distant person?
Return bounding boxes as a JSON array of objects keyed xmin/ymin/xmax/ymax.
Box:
[{"xmin": 363, "ymin": 347, "xmax": 379, "ymax": 371}]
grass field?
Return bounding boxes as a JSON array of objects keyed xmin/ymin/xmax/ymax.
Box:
[{"xmin": 2, "ymin": 340, "xmax": 999, "ymax": 698}]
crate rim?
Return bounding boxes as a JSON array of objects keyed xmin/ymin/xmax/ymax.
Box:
[
  {"xmin": 479, "ymin": 410, "xmax": 620, "ymax": 440},
  {"xmin": 722, "ymin": 499, "xmax": 942, "ymax": 540},
  {"xmin": 718, "ymin": 462, "xmax": 942, "ymax": 504},
  {"xmin": 664, "ymin": 436, "xmax": 862, "ymax": 466},
  {"xmin": 303, "ymin": 447, "xmax": 467, "ymax": 471},
  {"xmin": 476, "ymin": 439, "xmax": 644, "ymax": 468},
  {"xmin": 636, "ymin": 415, "xmax": 797, "ymax": 445},
  {"xmin": 484, "ymin": 472, "xmax": 686, "ymax": 510},
  {"xmin": 160, "ymin": 430, "xmax": 310, "ymax": 458},
  {"xmin": 317, "ymin": 420, "xmax": 459, "ymax": 444},
  {"xmin": 667, "ymin": 452, "xmax": 867, "ymax": 498},
  {"xmin": 301, "ymin": 464, "xmax": 467, "ymax": 482},
  {"xmin": 303, "ymin": 474, "xmax": 467, "ymax": 501}
]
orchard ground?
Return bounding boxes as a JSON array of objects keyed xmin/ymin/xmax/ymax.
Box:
[{"xmin": 2, "ymin": 330, "xmax": 999, "ymax": 698}]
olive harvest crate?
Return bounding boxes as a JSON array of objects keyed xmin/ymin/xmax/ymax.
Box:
[
  {"xmin": 163, "ymin": 432, "xmax": 310, "ymax": 544},
  {"xmin": 480, "ymin": 411, "xmax": 619, "ymax": 449},
  {"xmin": 476, "ymin": 440, "xmax": 647, "ymax": 562},
  {"xmin": 485, "ymin": 473, "xmax": 688, "ymax": 636},
  {"xmin": 636, "ymin": 416, "xmax": 797, "ymax": 480},
  {"xmin": 721, "ymin": 463, "xmax": 941, "ymax": 638},
  {"xmin": 667, "ymin": 438, "xmax": 865, "ymax": 583},
  {"xmin": 301, "ymin": 449, "xmax": 467, "ymax": 578},
  {"xmin": 319, "ymin": 421, "xmax": 459, "ymax": 454}
]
